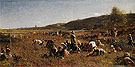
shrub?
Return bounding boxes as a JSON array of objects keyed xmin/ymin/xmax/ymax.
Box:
[{"xmin": 112, "ymin": 39, "xmax": 135, "ymax": 51}]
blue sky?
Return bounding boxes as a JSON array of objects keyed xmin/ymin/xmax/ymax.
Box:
[{"xmin": 0, "ymin": 0, "xmax": 135, "ymax": 29}]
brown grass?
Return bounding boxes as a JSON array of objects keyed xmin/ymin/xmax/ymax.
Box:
[{"xmin": 0, "ymin": 30, "xmax": 134, "ymax": 67}]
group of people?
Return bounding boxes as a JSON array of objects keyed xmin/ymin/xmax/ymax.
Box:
[
  {"xmin": 43, "ymin": 31, "xmax": 108, "ymax": 59},
  {"xmin": 29, "ymin": 29, "xmax": 135, "ymax": 66},
  {"xmin": 42, "ymin": 30, "xmax": 135, "ymax": 66},
  {"xmin": 44, "ymin": 40, "xmax": 69, "ymax": 59},
  {"xmin": 1, "ymin": 29, "xmax": 133, "ymax": 66},
  {"xmin": 31, "ymin": 30, "xmax": 134, "ymax": 58},
  {"xmin": 100, "ymin": 28, "xmax": 118, "ymax": 37},
  {"xmin": 83, "ymin": 40, "xmax": 107, "ymax": 56},
  {"xmin": 42, "ymin": 31, "xmax": 81, "ymax": 59}
]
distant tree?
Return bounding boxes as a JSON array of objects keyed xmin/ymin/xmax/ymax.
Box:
[{"xmin": 110, "ymin": 6, "xmax": 127, "ymax": 27}]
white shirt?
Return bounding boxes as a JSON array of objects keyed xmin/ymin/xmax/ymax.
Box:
[{"xmin": 89, "ymin": 41, "xmax": 97, "ymax": 48}]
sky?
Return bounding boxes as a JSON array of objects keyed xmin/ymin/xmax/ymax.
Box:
[{"xmin": 0, "ymin": 0, "xmax": 135, "ymax": 29}]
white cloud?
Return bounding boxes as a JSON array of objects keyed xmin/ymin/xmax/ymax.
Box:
[{"xmin": 93, "ymin": 13, "xmax": 104, "ymax": 16}]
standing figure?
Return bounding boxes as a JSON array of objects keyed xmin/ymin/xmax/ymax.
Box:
[
  {"xmin": 113, "ymin": 28, "xmax": 118, "ymax": 37},
  {"xmin": 71, "ymin": 31, "xmax": 76, "ymax": 44},
  {"xmin": 70, "ymin": 31, "xmax": 77, "ymax": 51},
  {"xmin": 59, "ymin": 30, "xmax": 62, "ymax": 36},
  {"xmin": 128, "ymin": 34, "xmax": 134, "ymax": 46}
]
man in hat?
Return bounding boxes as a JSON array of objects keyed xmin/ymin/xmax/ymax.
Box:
[
  {"xmin": 70, "ymin": 31, "xmax": 77, "ymax": 52},
  {"xmin": 71, "ymin": 31, "xmax": 76, "ymax": 45}
]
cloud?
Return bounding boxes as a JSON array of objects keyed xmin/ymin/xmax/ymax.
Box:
[{"xmin": 93, "ymin": 13, "xmax": 104, "ymax": 16}]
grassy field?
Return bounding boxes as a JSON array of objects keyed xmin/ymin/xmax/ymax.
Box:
[{"xmin": 0, "ymin": 29, "xmax": 134, "ymax": 67}]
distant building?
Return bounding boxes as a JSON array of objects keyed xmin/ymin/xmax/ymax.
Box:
[{"xmin": 35, "ymin": 25, "xmax": 37, "ymax": 27}]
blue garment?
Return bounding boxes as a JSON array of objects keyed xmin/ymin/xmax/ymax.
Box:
[{"xmin": 39, "ymin": 43, "xmax": 44, "ymax": 46}]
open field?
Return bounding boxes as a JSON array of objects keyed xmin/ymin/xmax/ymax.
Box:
[{"xmin": 0, "ymin": 29, "xmax": 135, "ymax": 67}]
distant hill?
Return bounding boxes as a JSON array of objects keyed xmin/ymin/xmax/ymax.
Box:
[
  {"xmin": 63, "ymin": 13, "xmax": 135, "ymax": 30},
  {"xmin": 17, "ymin": 23, "xmax": 66, "ymax": 30},
  {"xmin": 17, "ymin": 13, "xmax": 135, "ymax": 30}
]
